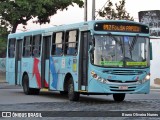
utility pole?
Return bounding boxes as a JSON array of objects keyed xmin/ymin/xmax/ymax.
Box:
[
  {"xmin": 84, "ymin": 0, "xmax": 87, "ymax": 21},
  {"xmin": 92, "ymin": 0, "xmax": 95, "ymax": 20}
]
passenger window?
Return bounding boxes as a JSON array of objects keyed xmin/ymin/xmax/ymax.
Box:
[
  {"xmin": 23, "ymin": 36, "xmax": 32, "ymax": 57},
  {"xmin": 52, "ymin": 32, "xmax": 64, "ymax": 55},
  {"xmin": 32, "ymin": 35, "xmax": 41, "ymax": 57},
  {"xmin": 8, "ymin": 38, "xmax": 16, "ymax": 58},
  {"xmin": 65, "ymin": 30, "xmax": 78, "ymax": 55}
]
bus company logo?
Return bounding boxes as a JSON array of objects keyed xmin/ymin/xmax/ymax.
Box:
[{"xmin": 2, "ymin": 112, "xmax": 11, "ymax": 117}]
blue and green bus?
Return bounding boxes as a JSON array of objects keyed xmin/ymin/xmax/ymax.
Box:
[{"xmin": 6, "ymin": 20, "xmax": 151, "ymax": 101}]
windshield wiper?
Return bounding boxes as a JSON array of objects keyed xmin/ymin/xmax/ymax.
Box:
[
  {"xmin": 129, "ymin": 34, "xmax": 139, "ymax": 51},
  {"xmin": 128, "ymin": 34, "xmax": 139, "ymax": 59}
]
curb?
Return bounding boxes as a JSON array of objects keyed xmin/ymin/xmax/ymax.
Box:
[{"xmin": 150, "ymin": 89, "xmax": 160, "ymax": 92}]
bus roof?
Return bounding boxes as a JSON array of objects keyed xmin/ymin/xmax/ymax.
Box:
[{"xmin": 8, "ymin": 20, "xmax": 149, "ymax": 39}]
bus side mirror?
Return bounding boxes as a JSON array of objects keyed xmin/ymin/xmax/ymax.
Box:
[
  {"xmin": 90, "ymin": 36, "xmax": 95, "ymax": 46},
  {"xmin": 89, "ymin": 41, "xmax": 92, "ymax": 45},
  {"xmin": 150, "ymin": 42, "xmax": 152, "ymax": 60},
  {"xmin": 89, "ymin": 45, "xmax": 95, "ymax": 53},
  {"xmin": 89, "ymin": 37, "xmax": 95, "ymax": 53}
]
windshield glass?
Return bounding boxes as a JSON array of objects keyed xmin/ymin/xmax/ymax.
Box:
[{"xmin": 92, "ymin": 35, "xmax": 149, "ymax": 68}]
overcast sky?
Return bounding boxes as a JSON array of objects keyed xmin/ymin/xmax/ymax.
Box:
[{"xmin": 17, "ymin": 0, "xmax": 160, "ymax": 32}]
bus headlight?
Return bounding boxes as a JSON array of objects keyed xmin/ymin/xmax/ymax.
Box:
[
  {"xmin": 145, "ymin": 74, "xmax": 150, "ymax": 80},
  {"xmin": 91, "ymin": 71, "xmax": 109, "ymax": 84},
  {"xmin": 141, "ymin": 74, "xmax": 150, "ymax": 83}
]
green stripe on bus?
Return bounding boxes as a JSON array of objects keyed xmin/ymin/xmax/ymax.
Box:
[
  {"xmin": 100, "ymin": 61, "xmax": 123, "ymax": 66},
  {"xmin": 126, "ymin": 62, "xmax": 147, "ymax": 66}
]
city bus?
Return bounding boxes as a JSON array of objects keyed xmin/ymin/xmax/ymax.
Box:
[{"xmin": 6, "ymin": 20, "xmax": 151, "ymax": 101}]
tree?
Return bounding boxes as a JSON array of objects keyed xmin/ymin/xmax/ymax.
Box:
[
  {"xmin": 0, "ymin": 26, "xmax": 8, "ymax": 57},
  {"xmin": 0, "ymin": 0, "xmax": 84, "ymax": 33},
  {"xmin": 98, "ymin": 0, "xmax": 134, "ymax": 21}
]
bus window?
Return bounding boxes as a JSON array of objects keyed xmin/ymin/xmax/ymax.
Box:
[
  {"xmin": 32, "ymin": 35, "xmax": 41, "ymax": 57},
  {"xmin": 65, "ymin": 30, "xmax": 78, "ymax": 55},
  {"xmin": 52, "ymin": 32, "xmax": 64, "ymax": 55},
  {"xmin": 8, "ymin": 38, "xmax": 16, "ymax": 58},
  {"xmin": 23, "ymin": 36, "xmax": 32, "ymax": 57}
]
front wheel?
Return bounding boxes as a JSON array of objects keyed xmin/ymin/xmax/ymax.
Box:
[
  {"xmin": 113, "ymin": 93, "xmax": 125, "ymax": 102},
  {"xmin": 68, "ymin": 79, "xmax": 79, "ymax": 101}
]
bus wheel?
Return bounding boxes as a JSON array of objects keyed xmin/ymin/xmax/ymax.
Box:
[
  {"xmin": 68, "ymin": 78, "xmax": 79, "ymax": 101},
  {"xmin": 22, "ymin": 74, "xmax": 31, "ymax": 95},
  {"xmin": 60, "ymin": 91, "xmax": 68, "ymax": 95},
  {"xmin": 22, "ymin": 74, "xmax": 40, "ymax": 95},
  {"xmin": 113, "ymin": 93, "xmax": 125, "ymax": 102}
]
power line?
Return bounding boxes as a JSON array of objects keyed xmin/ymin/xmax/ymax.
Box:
[{"xmin": 95, "ymin": 1, "xmax": 108, "ymax": 19}]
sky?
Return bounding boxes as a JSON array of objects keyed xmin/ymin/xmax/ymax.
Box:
[{"xmin": 17, "ymin": 0, "xmax": 160, "ymax": 32}]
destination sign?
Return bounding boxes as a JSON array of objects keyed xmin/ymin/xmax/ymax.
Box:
[
  {"xmin": 103, "ymin": 25, "xmax": 141, "ymax": 32},
  {"xmin": 94, "ymin": 22, "xmax": 149, "ymax": 33}
]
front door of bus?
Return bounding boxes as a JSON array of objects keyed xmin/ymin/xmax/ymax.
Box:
[
  {"xmin": 41, "ymin": 36, "xmax": 51, "ymax": 88},
  {"xmin": 15, "ymin": 39, "xmax": 22, "ymax": 85},
  {"xmin": 79, "ymin": 31, "xmax": 90, "ymax": 90}
]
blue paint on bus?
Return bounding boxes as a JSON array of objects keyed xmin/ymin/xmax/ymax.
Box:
[{"xmin": 50, "ymin": 56, "xmax": 58, "ymax": 90}]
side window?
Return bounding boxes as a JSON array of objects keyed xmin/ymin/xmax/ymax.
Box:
[
  {"xmin": 8, "ymin": 38, "xmax": 16, "ymax": 58},
  {"xmin": 52, "ymin": 32, "xmax": 64, "ymax": 55},
  {"xmin": 23, "ymin": 36, "xmax": 32, "ymax": 57},
  {"xmin": 65, "ymin": 30, "xmax": 79, "ymax": 55},
  {"xmin": 32, "ymin": 35, "xmax": 41, "ymax": 57}
]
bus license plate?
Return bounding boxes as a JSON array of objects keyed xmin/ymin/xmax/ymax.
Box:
[{"xmin": 119, "ymin": 86, "xmax": 128, "ymax": 90}]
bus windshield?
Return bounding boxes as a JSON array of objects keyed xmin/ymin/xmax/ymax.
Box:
[{"xmin": 92, "ymin": 35, "xmax": 150, "ymax": 68}]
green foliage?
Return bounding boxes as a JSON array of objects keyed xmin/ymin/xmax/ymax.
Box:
[
  {"xmin": 98, "ymin": 0, "xmax": 134, "ymax": 21},
  {"xmin": 0, "ymin": 27, "xmax": 8, "ymax": 57},
  {"xmin": 0, "ymin": 0, "xmax": 84, "ymax": 33}
]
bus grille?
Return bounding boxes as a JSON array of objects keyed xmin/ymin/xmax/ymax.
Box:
[
  {"xmin": 108, "ymin": 80, "xmax": 137, "ymax": 83},
  {"xmin": 103, "ymin": 70, "xmax": 144, "ymax": 75}
]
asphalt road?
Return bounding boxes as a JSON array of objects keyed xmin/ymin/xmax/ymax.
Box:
[{"xmin": 0, "ymin": 83, "xmax": 160, "ymax": 120}]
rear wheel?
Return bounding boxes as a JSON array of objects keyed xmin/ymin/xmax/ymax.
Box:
[
  {"xmin": 113, "ymin": 93, "xmax": 125, "ymax": 102},
  {"xmin": 60, "ymin": 91, "xmax": 68, "ymax": 95},
  {"xmin": 22, "ymin": 74, "xmax": 40, "ymax": 95},
  {"xmin": 68, "ymin": 78, "xmax": 79, "ymax": 101}
]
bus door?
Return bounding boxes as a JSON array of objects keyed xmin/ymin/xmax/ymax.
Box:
[
  {"xmin": 79, "ymin": 31, "xmax": 90, "ymax": 90},
  {"xmin": 41, "ymin": 35, "xmax": 51, "ymax": 88},
  {"xmin": 15, "ymin": 39, "xmax": 23, "ymax": 85}
]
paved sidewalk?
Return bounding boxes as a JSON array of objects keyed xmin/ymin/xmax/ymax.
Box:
[
  {"xmin": 0, "ymin": 82, "xmax": 22, "ymax": 89},
  {"xmin": 0, "ymin": 73, "xmax": 6, "ymax": 83}
]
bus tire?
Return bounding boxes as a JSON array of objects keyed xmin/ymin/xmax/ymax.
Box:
[
  {"xmin": 60, "ymin": 91, "xmax": 68, "ymax": 95},
  {"xmin": 22, "ymin": 74, "xmax": 40, "ymax": 95},
  {"xmin": 113, "ymin": 93, "xmax": 125, "ymax": 102},
  {"xmin": 68, "ymin": 78, "xmax": 79, "ymax": 101},
  {"xmin": 22, "ymin": 74, "xmax": 31, "ymax": 95}
]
